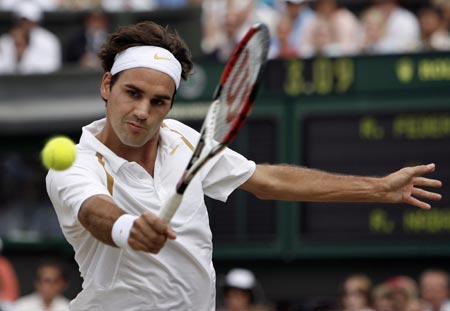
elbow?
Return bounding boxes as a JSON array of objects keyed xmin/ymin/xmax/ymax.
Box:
[
  {"xmin": 248, "ymin": 180, "xmax": 278, "ymax": 201},
  {"xmin": 78, "ymin": 201, "xmax": 92, "ymax": 229}
]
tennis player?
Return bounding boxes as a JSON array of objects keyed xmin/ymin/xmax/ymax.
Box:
[{"xmin": 46, "ymin": 21, "xmax": 442, "ymax": 311}]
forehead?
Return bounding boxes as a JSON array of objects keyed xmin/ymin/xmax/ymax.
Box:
[
  {"xmin": 422, "ymin": 272, "xmax": 448, "ymax": 284},
  {"xmin": 115, "ymin": 67, "xmax": 176, "ymax": 93},
  {"xmin": 38, "ymin": 265, "xmax": 61, "ymax": 277}
]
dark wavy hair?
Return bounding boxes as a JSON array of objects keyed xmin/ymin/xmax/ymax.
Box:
[{"xmin": 99, "ymin": 21, "xmax": 193, "ymax": 80}]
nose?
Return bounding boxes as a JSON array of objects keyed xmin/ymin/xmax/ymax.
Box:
[{"xmin": 133, "ymin": 99, "xmax": 150, "ymax": 120}]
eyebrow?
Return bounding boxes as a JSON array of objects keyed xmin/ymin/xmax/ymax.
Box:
[{"xmin": 124, "ymin": 84, "xmax": 172, "ymax": 101}]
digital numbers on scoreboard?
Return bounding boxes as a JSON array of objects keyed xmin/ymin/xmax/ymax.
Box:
[{"xmin": 299, "ymin": 110, "xmax": 450, "ymax": 244}]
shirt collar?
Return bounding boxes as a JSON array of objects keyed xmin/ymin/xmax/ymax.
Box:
[{"xmin": 79, "ymin": 118, "xmax": 182, "ymax": 173}]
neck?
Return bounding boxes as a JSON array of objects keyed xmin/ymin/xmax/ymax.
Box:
[
  {"xmin": 96, "ymin": 128, "xmax": 160, "ymax": 176},
  {"xmin": 42, "ymin": 297, "xmax": 53, "ymax": 309}
]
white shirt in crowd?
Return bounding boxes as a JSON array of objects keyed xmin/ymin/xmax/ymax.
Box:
[
  {"xmin": 14, "ymin": 293, "xmax": 69, "ymax": 311},
  {"xmin": 372, "ymin": 6, "xmax": 421, "ymax": 53},
  {"xmin": 101, "ymin": 0, "xmax": 157, "ymax": 11},
  {"xmin": 0, "ymin": 0, "xmax": 59, "ymax": 11},
  {"xmin": 0, "ymin": 26, "xmax": 61, "ymax": 74},
  {"xmin": 423, "ymin": 300, "xmax": 450, "ymax": 311},
  {"xmin": 46, "ymin": 118, "xmax": 256, "ymax": 311}
]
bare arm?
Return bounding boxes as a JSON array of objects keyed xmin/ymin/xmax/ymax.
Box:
[
  {"xmin": 240, "ymin": 163, "xmax": 442, "ymax": 209},
  {"xmin": 78, "ymin": 195, "xmax": 176, "ymax": 253}
]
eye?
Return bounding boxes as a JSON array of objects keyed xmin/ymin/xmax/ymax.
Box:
[
  {"xmin": 151, "ymin": 98, "xmax": 168, "ymax": 106},
  {"xmin": 126, "ymin": 89, "xmax": 140, "ymax": 99}
]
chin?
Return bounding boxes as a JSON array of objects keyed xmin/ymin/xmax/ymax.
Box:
[
  {"xmin": 120, "ymin": 137, "xmax": 148, "ymax": 148},
  {"xmin": 125, "ymin": 141, "xmax": 147, "ymax": 148}
]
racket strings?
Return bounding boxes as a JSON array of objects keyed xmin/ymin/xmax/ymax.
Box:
[{"xmin": 214, "ymin": 29, "xmax": 268, "ymax": 143}]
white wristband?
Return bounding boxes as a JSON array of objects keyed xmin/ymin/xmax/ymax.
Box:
[{"xmin": 111, "ymin": 214, "xmax": 138, "ymax": 249}]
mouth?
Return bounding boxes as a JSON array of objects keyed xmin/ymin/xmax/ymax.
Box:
[{"xmin": 126, "ymin": 122, "xmax": 146, "ymax": 132}]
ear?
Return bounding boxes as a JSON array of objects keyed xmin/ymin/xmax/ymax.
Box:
[{"xmin": 100, "ymin": 72, "xmax": 112, "ymax": 102}]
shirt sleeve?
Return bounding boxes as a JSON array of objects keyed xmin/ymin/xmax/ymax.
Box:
[
  {"xmin": 162, "ymin": 119, "xmax": 256, "ymax": 202},
  {"xmin": 46, "ymin": 150, "xmax": 111, "ymax": 232},
  {"xmin": 201, "ymin": 147, "xmax": 256, "ymax": 202}
]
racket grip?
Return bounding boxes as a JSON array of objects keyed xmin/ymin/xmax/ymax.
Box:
[{"xmin": 159, "ymin": 192, "xmax": 183, "ymax": 224}]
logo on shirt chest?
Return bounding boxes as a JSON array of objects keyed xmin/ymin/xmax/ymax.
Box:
[{"xmin": 170, "ymin": 144, "xmax": 180, "ymax": 155}]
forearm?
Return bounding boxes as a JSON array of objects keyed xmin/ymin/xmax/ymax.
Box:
[
  {"xmin": 242, "ymin": 164, "xmax": 386, "ymax": 202},
  {"xmin": 78, "ymin": 195, "xmax": 126, "ymax": 246},
  {"xmin": 77, "ymin": 195, "xmax": 176, "ymax": 252}
]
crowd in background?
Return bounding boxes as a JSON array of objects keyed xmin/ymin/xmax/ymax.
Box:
[
  {"xmin": 0, "ymin": 0, "xmax": 450, "ymax": 74},
  {"xmin": 3, "ymin": 252, "xmax": 450, "ymax": 311},
  {"xmin": 213, "ymin": 268, "xmax": 450, "ymax": 311},
  {"xmin": 0, "ymin": 239, "xmax": 69, "ymax": 311}
]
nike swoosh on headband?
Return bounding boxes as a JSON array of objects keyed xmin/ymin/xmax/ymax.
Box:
[{"xmin": 154, "ymin": 53, "xmax": 171, "ymax": 61}]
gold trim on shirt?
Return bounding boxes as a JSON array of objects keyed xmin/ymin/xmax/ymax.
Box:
[
  {"xmin": 161, "ymin": 123, "xmax": 195, "ymax": 151},
  {"xmin": 96, "ymin": 152, "xmax": 114, "ymax": 195}
]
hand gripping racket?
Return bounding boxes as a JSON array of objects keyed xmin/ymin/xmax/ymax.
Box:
[{"xmin": 159, "ymin": 23, "xmax": 270, "ymax": 223}]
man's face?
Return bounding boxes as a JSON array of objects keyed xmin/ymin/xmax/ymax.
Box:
[
  {"xmin": 286, "ymin": 2, "xmax": 304, "ymax": 20},
  {"xmin": 100, "ymin": 68, "xmax": 175, "ymax": 148},
  {"xmin": 35, "ymin": 266, "xmax": 66, "ymax": 302},
  {"xmin": 225, "ymin": 288, "xmax": 252, "ymax": 310},
  {"xmin": 420, "ymin": 272, "xmax": 449, "ymax": 307}
]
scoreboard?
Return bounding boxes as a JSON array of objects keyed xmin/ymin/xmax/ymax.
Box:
[
  {"xmin": 297, "ymin": 110, "xmax": 450, "ymax": 256},
  {"xmin": 173, "ymin": 52, "xmax": 450, "ymax": 259}
]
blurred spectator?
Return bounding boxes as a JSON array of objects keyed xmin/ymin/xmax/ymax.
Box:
[
  {"xmin": 200, "ymin": 0, "xmax": 227, "ymax": 56},
  {"xmin": 0, "ymin": 0, "xmax": 62, "ymax": 74},
  {"xmin": 368, "ymin": 0, "xmax": 420, "ymax": 53},
  {"xmin": 384, "ymin": 276, "xmax": 419, "ymax": 311},
  {"xmin": 0, "ymin": 0, "xmax": 58, "ymax": 11},
  {"xmin": 420, "ymin": 269, "xmax": 450, "ymax": 311},
  {"xmin": 14, "ymin": 261, "xmax": 69, "ymax": 311},
  {"xmin": 275, "ymin": 0, "xmax": 315, "ymax": 57},
  {"xmin": 406, "ymin": 299, "xmax": 425, "ymax": 311},
  {"xmin": 418, "ymin": 6, "xmax": 450, "ymax": 51},
  {"xmin": 341, "ymin": 274, "xmax": 374, "ymax": 311},
  {"xmin": 0, "ymin": 239, "xmax": 19, "ymax": 303},
  {"xmin": 372, "ymin": 284, "xmax": 395, "ymax": 311},
  {"xmin": 433, "ymin": 0, "xmax": 450, "ymax": 32},
  {"xmin": 57, "ymin": 0, "xmax": 103, "ymax": 10},
  {"xmin": 359, "ymin": 7, "xmax": 386, "ymax": 53},
  {"xmin": 218, "ymin": 268, "xmax": 272, "ymax": 311},
  {"xmin": 157, "ymin": 0, "xmax": 190, "ymax": 8},
  {"xmin": 0, "ymin": 299, "xmax": 16, "ymax": 311},
  {"xmin": 300, "ymin": 0, "xmax": 361, "ymax": 57},
  {"xmin": 204, "ymin": 0, "xmax": 277, "ymax": 61},
  {"xmin": 101, "ymin": 0, "xmax": 157, "ymax": 12},
  {"xmin": 269, "ymin": 15, "xmax": 299, "ymax": 58},
  {"xmin": 64, "ymin": 9, "xmax": 109, "ymax": 69}
]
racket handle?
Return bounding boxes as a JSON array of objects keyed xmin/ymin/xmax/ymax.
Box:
[{"xmin": 159, "ymin": 192, "xmax": 183, "ymax": 224}]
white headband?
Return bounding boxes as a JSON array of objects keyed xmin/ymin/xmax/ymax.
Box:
[{"xmin": 110, "ymin": 46, "xmax": 182, "ymax": 89}]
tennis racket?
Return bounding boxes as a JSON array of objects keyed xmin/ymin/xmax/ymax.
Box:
[{"xmin": 159, "ymin": 23, "xmax": 270, "ymax": 223}]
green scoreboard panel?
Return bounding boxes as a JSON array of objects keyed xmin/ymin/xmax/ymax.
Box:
[
  {"xmin": 297, "ymin": 110, "xmax": 450, "ymax": 256},
  {"xmin": 275, "ymin": 52, "xmax": 450, "ymax": 258}
]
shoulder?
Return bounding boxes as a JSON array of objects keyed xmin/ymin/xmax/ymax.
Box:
[
  {"xmin": 392, "ymin": 8, "xmax": 419, "ymax": 24},
  {"xmin": 46, "ymin": 147, "xmax": 106, "ymax": 186},
  {"xmin": 15, "ymin": 293, "xmax": 40, "ymax": 306},
  {"xmin": 443, "ymin": 300, "xmax": 450, "ymax": 310},
  {"xmin": 162, "ymin": 119, "xmax": 200, "ymax": 139},
  {"xmin": 31, "ymin": 27, "xmax": 60, "ymax": 44},
  {"xmin": 163, "ymin": 119, "xmax": 198, "ymax": 132},
  {"xmin": 54, "ymin": 295, "xmax": 70, "ymax": 306}
]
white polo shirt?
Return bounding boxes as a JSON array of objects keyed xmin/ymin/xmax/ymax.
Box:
[{"xmin": 46, "ymin": 118, "xmax": 256, "ymax": 311}]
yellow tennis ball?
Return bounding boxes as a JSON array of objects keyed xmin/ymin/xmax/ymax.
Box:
[{"xmin": 41, "ymin": 136, "xmax": 77, "ymax": 171}]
